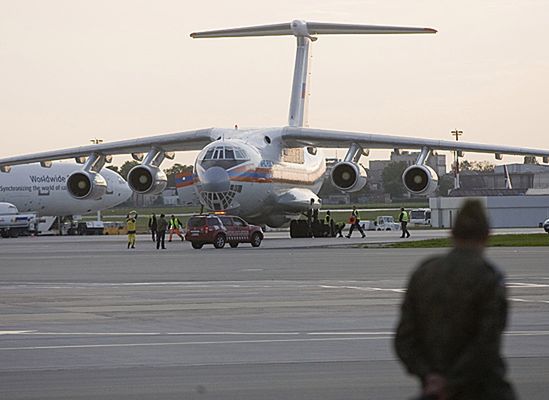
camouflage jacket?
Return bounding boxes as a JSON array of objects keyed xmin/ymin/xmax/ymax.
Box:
[{"xmin": 394, "ymin": 247, "xmax": 516, "ymax": 400}]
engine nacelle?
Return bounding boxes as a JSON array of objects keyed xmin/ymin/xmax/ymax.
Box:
[
  {"xmin": 127, "ymin": 165, "xmax": 167, "ymax": 195},
  {"xmin": 402, "ymin": 164, "xmax": 439, "ymax": 196},
  {"xmin": 67, "ymin": 171, "xmax": 107, "ymax": 200},
  {"xmin": 330, "ymin": 162, "xmax": 367, "ymax": 193}
]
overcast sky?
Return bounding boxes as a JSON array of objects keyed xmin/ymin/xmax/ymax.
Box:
[{"xmin": 1, "ymin": 0, "xmax": 548, "ymax": 168}]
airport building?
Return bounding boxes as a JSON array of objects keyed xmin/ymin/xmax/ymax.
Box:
[
  {"xmin": 430, "ymin": 194, "xmax": 549, "ymax": 228},
  {"xmin": 431, "ymin": 163, "xmax": 549, "ymax": 229}
]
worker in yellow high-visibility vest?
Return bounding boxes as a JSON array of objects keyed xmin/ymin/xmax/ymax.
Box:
[
  {"xmin": 126, "ymin": 211, "xmax": 137, "ymax": 249},
  {"xmin": 399, "ymin": 207, "xmax": 410, "ymax": 238}
]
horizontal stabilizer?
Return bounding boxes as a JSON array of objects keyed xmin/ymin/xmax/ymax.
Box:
[{"xmin": 191, "ymin": 20, "xmax": 436, "ymax": 39}]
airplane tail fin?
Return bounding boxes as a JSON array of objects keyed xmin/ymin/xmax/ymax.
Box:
[{"xmin": 191, "ymin": 20, "xmax": 436, "ymax": 127}]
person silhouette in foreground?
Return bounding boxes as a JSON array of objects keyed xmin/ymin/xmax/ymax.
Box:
[{"xmin": 394, "ymin": 199, "xmax": 516, "ymax": 400}]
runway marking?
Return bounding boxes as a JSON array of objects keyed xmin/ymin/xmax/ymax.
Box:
[
  {"xmin": 509, "ymin": 298, "xmax": 549, "ymax": 304},
  {"xmin": 3, "ymin": 281, "xmax": 546, "ymax": 291},
  {"xmin": 0, "ymin": 282, "xmax": 245, "ymax": 290},
  {"xmin": 321, "ymin": 283, "xmax": 549, "ymax": 305},
  {"xmin": 0, "ymin": 331, "xmax": 302, "ymax": 336},
  {"xmin": 0, "ymin": 336, "xmax": 393, "ymax": 351},
  {"xmin": 1, "ymin": 330, "xmax": 549, "ymax": 351},
  {"xmin": 507, "ymin": 282, "xmax": 549, "ymax": 288},
  {"xmin": 320, "ymin": 285, "xmax": 405, "ymax": 293}
]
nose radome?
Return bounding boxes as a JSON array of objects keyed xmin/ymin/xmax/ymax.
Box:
[{"xmin": 201, "ymin": 166, "xmax": 230, "ymax": 192}]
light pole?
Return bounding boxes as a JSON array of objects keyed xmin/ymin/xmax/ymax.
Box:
[{"xmin": 451, "ymin": 129, "xmax": 463, "ymax": 190}]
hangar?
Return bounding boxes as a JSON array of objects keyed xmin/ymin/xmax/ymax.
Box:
[{"xmin": 430, "ymin": 193, "xmax": 549, "ymax": 229}]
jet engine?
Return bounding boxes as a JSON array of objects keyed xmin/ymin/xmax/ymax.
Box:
[
  {"xmin": 330, "ymin": 162, "xmax": 367, "ymax": 192},
  {"xmin": 67, "ymin": 171, "xmax": 107, "ymax": 200},
  {"xmin": 127, "ymin": 165, "xmax": 167, "ymax": 195},
  {"xmin": 402, "ymin": 164, "xmax": 438, "ymax": 196}
]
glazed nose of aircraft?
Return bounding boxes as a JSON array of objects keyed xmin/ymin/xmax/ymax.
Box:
[{"xmin": 200, "ymin": 166, "xmax": 230, "ymax": 192}]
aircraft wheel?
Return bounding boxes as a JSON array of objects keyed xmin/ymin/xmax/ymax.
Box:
[
  {"xmin": 229, "ymin": 242, "xmax": 239, "ymax": 248},
  {"xmin": 251, "ymin": 232, "xmax": 262, "ymax": 247},
  {"xmin": 191, "ymin": 242, "xmax": 203, "ymax": 249},
  {"xmin": 213, "ymin": 234, "xmax": 226, "ymax": 249},
  {"xmin": 290, "ymin": 220, "xmax": 297, "ymax": 238}
]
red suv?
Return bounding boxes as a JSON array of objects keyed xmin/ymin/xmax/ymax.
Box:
[{"xmin": 185, "ymin": 214, "xmax": 263, "ymax": 249}]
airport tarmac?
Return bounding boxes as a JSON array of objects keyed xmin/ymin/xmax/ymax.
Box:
[{"xmin": 1, "ymin": 232, "xmax": 548, "ymax": 399}]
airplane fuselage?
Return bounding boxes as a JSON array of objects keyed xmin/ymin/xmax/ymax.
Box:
[
  {"xmin": 178, "ymin": 127, "xmax": 326, "ymax": 227},
  {"xmin": 0, "ymin": 163, "xmax": 132, "ymax": 216}
]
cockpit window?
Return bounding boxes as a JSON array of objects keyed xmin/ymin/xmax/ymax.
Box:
[
  {"xmin": 200, "ymin": 145, "xmax": 249, "ymax": 169},
  {"xmin": 213, "ymin": 148, "xmax": 223, "ymax": 160},
  {"xmin": 204, "ymin": 148, "xmax": 215, "ymax": 160}
]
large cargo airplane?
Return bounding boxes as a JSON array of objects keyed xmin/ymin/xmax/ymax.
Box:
[
  {"xmin": 0, "ymin": 163, "xmax": 131, "ymax": 216},
  {"xmin": 0, "ymin": 20, "xmax": 548, "ymax": 227}
]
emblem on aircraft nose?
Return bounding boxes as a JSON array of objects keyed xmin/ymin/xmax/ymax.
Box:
[{"xmin": 201, "ymin": 166, "xmax": 230, "ymax": 192}]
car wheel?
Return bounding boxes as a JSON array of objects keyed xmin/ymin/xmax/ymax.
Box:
[
  {"xmin": 229, "ymin": 242, "xmax": 239, "ymax": 248},
  {"xmin": 213, "ymin": 234, "xmax": 226, "ymax": 249},
  {"xmin": 191, "ymin": 242, "xmax": 203, "ymax": 249},
  {"xmin": 250, "ymin": 232, "xmax": 262, "ymax": 247}
]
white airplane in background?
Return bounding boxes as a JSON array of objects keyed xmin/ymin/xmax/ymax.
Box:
[
  {"xmin": 1, "ymin": 20, "xmax": 548, "ymax": 229},
  {"xmin": 0, "ymin": 163, "xmax": 131, "ymax": 216}
]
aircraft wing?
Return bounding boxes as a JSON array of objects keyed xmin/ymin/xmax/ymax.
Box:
[
  {"xmin": 0, "ymin": 128, "xmax": 216, "ymax": 170},
  {"xmin": 281, "ymin": 127, "xmax": 549, "ymax": 159}
]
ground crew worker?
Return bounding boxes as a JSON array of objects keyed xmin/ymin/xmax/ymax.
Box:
[
  {"xmin": 168, "ymin": 215, "xmax": 184, "ymax": 242},
  {"xmin": 126, "ymin": 211, "xmax": 137, "ymax": 249},
  {"xmin": 346, "ymin": 205, "xmax": 365, "ymax": 238},
  {"xmin": 148, "ymin": 213, "xmax": 157, "ymax": 242},
  {"xmin": 394, "ymin": 199, "xmax": 516, "ymax": 400},
  {"xmin": 156, "ymin": 213, "xmax": 168, "ymax": 250},
  {"xmin": 306, "ymin": 198, "xmax": 314, "ymax": 237},
  {"xmin": 335, "ymin": 222, "xmax": 345, "ymax": 238},
  {"xmin": 324, "ymin": 210, "xmax": 335, "ymax": 237},
  {"xmin": 399, "ymin": 207, "xmax": 411, "ymax": 238}
]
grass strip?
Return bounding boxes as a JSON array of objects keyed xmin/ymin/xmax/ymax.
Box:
[{"xmin": 386, "ymin": 233, "xmax": 549, "ymax": 248}]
